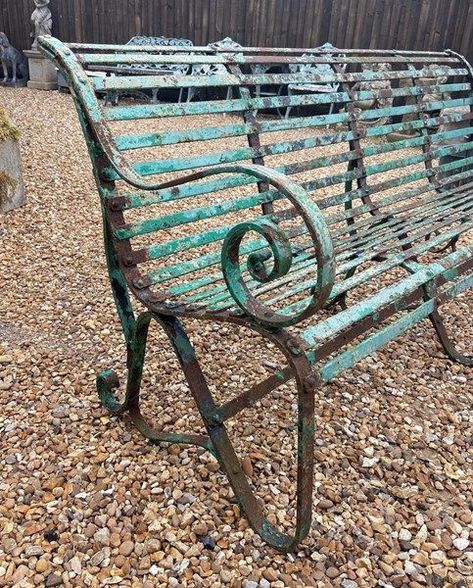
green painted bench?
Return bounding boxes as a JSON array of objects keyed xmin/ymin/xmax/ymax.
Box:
[{"xmin": 39, "ymin": 36, "xmax": 473, "ymax": 551}]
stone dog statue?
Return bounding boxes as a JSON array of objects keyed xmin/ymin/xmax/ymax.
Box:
[{"xmin": 0, "ymin": 33, "xmax": 28, "ymax": 85}]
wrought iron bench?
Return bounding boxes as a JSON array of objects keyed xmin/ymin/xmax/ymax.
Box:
[
  {"xmin": 184, "ymin": 38, "xmax": 244, "ymax": 102},
  {"xmin": 39, "ymin": 36, "xmax": 473, "ymax": 551},
  {"xmin": 123, "ymin": 35, "xmax": 193, "ymax": 104}
]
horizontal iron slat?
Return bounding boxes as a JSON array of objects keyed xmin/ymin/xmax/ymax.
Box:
[
  {"xmin": 318, "ymin": 268, "xmax": 473, "ymax": 381},
  {"xmin": 166, "ymin": 203, "xmax": 473, "ymax": 309},
  {"xmin": 93, "ymin": 67, "xmax": 467, "ymax": 91},
  {"xmin": 369, "ymin": 153, "xmax": 473, "ymax": 196},
  {"xmin": 148, "ymin": 184, "xmax": 473, "ymax": 306},
  {"xmin": 142, "ymin": 223, "xmax": 307, "ymax": 262},
  {"xmin": 303, "ymin": 243, "xmax": 473, "ymax": 346},
  {"xmin": 358, "ymin": 96, "xmax": 473, "ymax": 123},
  {"xmin": 329, "ymin": 171, "xmax": 473, "ymax": 229},
  {"xmin": 115, "ymin": 158, "xmax": 470, "ymax": 282},
  {"xmin": 109, "ymin": 122, "xmax": 357, "ymax": 177},
  {"xmin": 121, "ymin": 174, "xmax": 261, "ymax": 208},
  {"xmin": 69, "ymin": 43, "xmax": 451, "ymax": 56},
  {"xmin": 115, "ymin": 191, "xmax": 282, "ymax": 239},
  {"xmin": 79, "ymin": 53, "xmax": 460, "ymax": 66},
  {"xmin": 114, "ymin": 91, "xmax": 473, "ymax": 152},
  {"xmin": 364, "ymin": 139, "xmax": 473, "ymax": 179},
  {"xmin": 116, "ymin": 154, "xmax": 473, "ymax": 273},
  {"xmin": 336, "ymin": 191, "xmax": 473, "ymax": 257},
  {"xmin": 105, "ymin": 83, "xmax": 470, "ymax": 121},
  {"xmin": 319, "ymin": 300, "xmax": 436, "ymax": 381},
  {"xmin": 147, "ymin": 234, "xmax": 273, "ymax": 284}
]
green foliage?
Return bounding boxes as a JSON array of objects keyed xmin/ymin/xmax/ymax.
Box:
[{"xmin": 0, "ymin": 107, "xmax": 20, "ymax": 143}]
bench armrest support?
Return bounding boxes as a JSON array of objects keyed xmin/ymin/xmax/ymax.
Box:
[{"xmin": 171, "ymin": 164, "xmax": 336, "ymax": 328}]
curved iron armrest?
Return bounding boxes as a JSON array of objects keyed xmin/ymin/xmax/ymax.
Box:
[
  {"xmin": 104, "ymin": 160, "xmax": 336, "ymax": 328},
  {"xmin": 90, "ymin": 137, "xmax": 335, "ymax": 325},
  {"xmin": 155, "ymin": 165, "xmax": 336, "ymax": 329},
  {"xmin": 87, "ymin": 150, "xmax": 336, "ymax": 325}
]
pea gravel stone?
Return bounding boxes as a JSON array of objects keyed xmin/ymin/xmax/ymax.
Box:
[{"xmin": 0, "ymin": 86, "xmax": 471, "ymax": 587}]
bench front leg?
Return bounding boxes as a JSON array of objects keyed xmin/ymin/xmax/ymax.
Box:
[
  {"xmin": 157, "ymin": 316, "xmax": 317, "ymax": 552},
  {"xmin": 97, "ymin": 308, "xmax": 317, "ymax": 551},
  {"xmin": 97, "ymin": 311, "xmax": 212, "ymax": 449},
  {"xmin": 403, "ymin": 257, "xmax": 472, "ymax": 366}
]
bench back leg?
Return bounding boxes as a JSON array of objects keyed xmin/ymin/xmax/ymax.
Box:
[{"xmin": 429, "ymin": 308, "xmax": 473, "ymax": 366}]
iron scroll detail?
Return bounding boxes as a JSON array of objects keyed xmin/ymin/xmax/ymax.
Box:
[
  {"xmin": 144, "ymin": 163, "xmax": 336, "ymax": 328},
  {"xmin": 212, "ymin": 165, "xmax": 335, "ymax": 328}
]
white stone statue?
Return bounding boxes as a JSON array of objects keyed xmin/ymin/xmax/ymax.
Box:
[{"xmin": 31, "ymin": 0, "xmax": 52, "ymax": 50}]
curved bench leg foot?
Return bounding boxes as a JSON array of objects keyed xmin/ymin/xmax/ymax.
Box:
[
  {"xmin": 430, "ymin": 308, "xmax": 473, "ymax": 366},
  {"xmin": 206, "ymin": 371, "xmax": 316, "ymax": 551},
  {"xmin": 97, "ymin": 368, "xmax": 126, "ymax": 414},
  {"xmin": 97, "ymin": 311, "xmax": 315, "ymax": 551},
  {"xmin": 97, "ymin": 313, "xmax": 214, "ymax": 451},
  {"xmin": 97, "ymin": 311, "xmax": 151, "ymax": 415}
]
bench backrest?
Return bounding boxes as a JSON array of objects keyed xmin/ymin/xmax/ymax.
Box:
[{"xmin": 39, "ymin": 37, "xmax": 473, "ymax": 313}]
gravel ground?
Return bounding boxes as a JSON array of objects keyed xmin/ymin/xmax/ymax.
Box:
[{"xmin": 0, "ymin": 87, "xmax": 472, "ymax": 588}]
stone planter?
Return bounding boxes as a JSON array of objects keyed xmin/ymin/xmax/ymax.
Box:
[{"xmin": 0, "ymin": 108, "xmax": 25, "ymax": 213}]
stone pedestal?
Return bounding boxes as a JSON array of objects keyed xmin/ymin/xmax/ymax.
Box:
[
  {"xmin": 24, "ymin": 49, "xmax": 57, "ymax": 90},
  {"xmin": 57, "ymin": 71, "xmax": 70, "ymax": 93}
]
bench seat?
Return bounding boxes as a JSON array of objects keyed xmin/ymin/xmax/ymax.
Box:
[
  {"xmin": 146, "ymin": 178, "xmax": 473, "ymax": 315},
  {"xmin": 143, "ymin": 180, "xmax": 473, "ymax": 379},
  {"xmin": 39, "ymin": 36, "xmax": 472, "ymax": 551}
]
